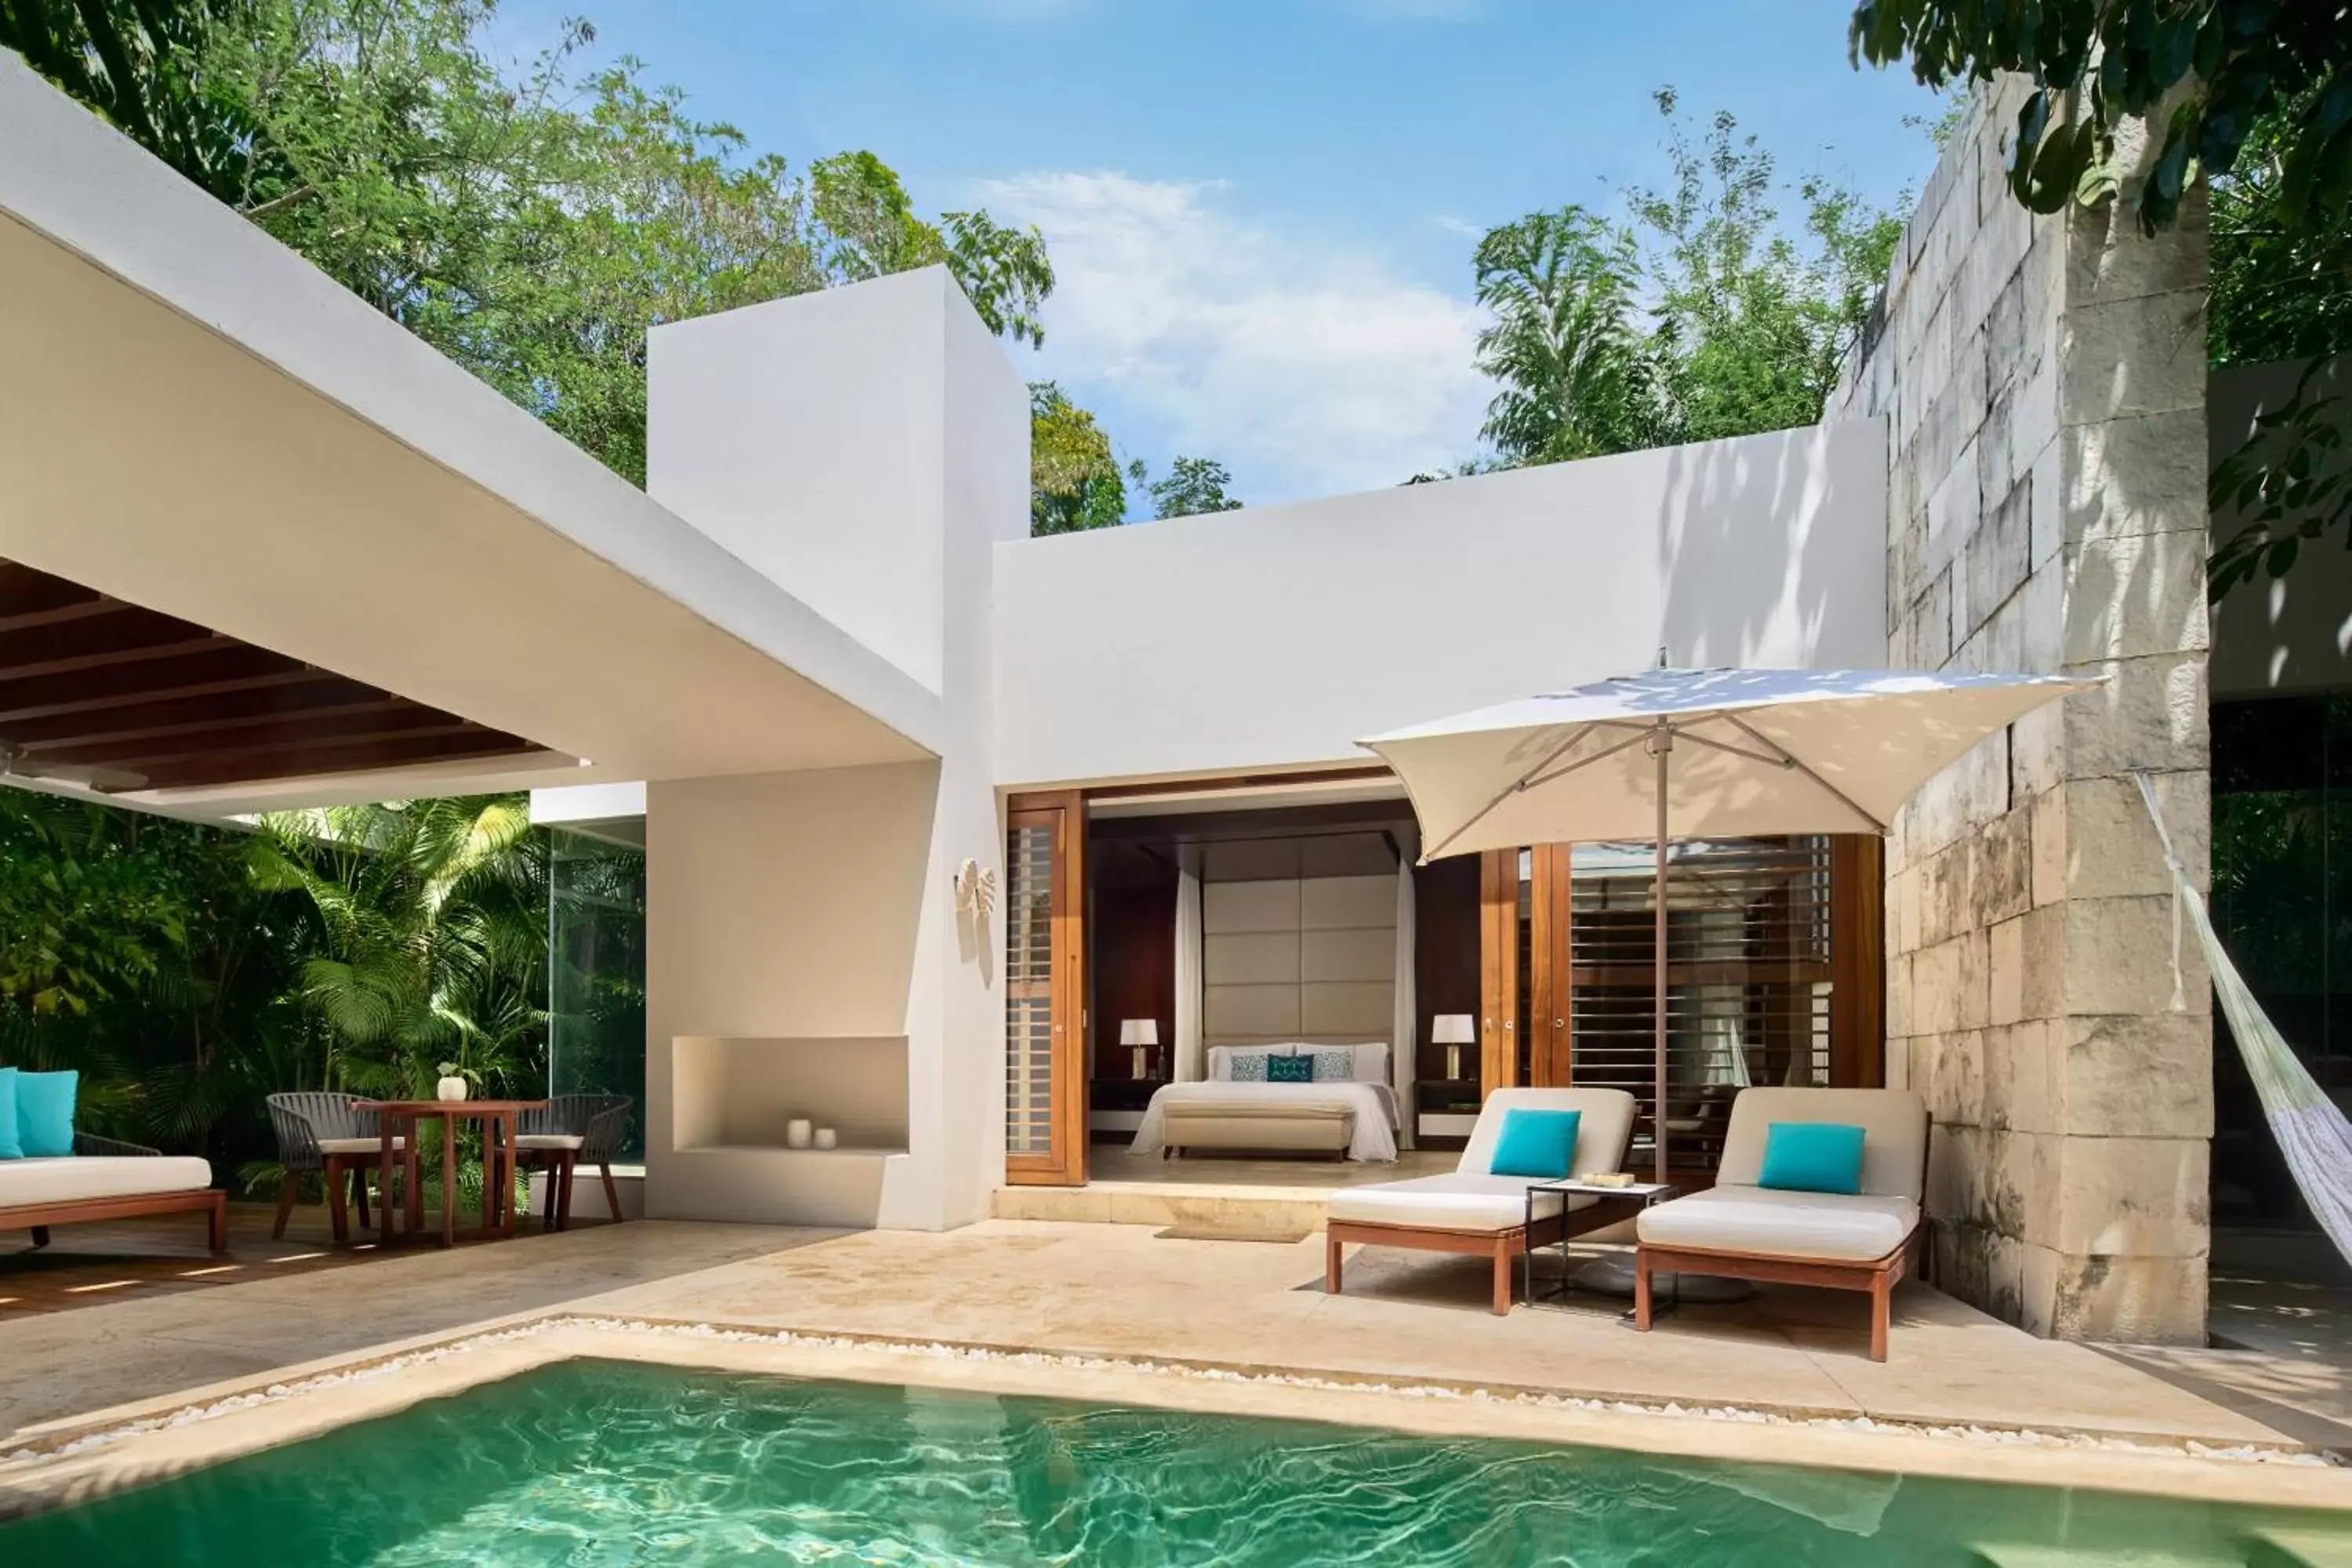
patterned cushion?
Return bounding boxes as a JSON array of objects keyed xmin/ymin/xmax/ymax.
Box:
[
  {"xmin": 1266, "ymin": 1054, "xmax": 1313, "ymax": 1083},
  {"xmin": 1308, "ymin": 1048, "xmax": 1359, "ymax": 1083},
  {"xmin": 1227, "ymin": 1051, "xmax": 1271, "ymax": 1083}
]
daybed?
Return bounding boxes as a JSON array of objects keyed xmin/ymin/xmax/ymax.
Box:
[
  {"xmin": 1324, "ymin": 1087, "xmax": 1639, "ymax": 1313},
  {"xmin": 1133, "ymin": 1044, "xmax": 1401, "ymax": 1163},
  {"xmin": 0, "ymin": 1134, "xmax": 224, "ymax": 1253},
  {"xmin": 1634, "ymin": 1087, "xmax": 1928, "ymax": 1361}
]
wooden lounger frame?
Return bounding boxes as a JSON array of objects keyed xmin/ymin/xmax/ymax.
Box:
[
  {"xmin": 5, "ymin": 1187, "xmax": 227, "ymax": 1254},
  {"xmin": 1327, "ymin": 1196, "xmax": 1643, "ymax": 1316},
  {"xmin": 1633, "ymin": 1223, "xmax": 1925, "ymax": 1361}
]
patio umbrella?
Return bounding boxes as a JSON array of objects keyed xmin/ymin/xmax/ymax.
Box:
[{"xmin": 1359, "ymin": 666, "xmax": 2091, "ymax": 1181}]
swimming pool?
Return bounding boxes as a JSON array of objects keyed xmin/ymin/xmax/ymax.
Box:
[{"xmin": 2, "ymin": 1358, "xmax": 2343, "ymax": 1565}]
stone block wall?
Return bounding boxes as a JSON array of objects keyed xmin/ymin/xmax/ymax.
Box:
[{"xmin": 1827, "ymin": 80, "xmax": 2212, "ymax": 1341}]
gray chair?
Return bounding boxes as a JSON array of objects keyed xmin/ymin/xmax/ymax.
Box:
[
  {"xmin": 264, "ymin": 1091, "xmax": 409, "ymax": 1243},
  {"xmin": 514, "ymin": 1094, "xmax": 632, "ymax": 1230}
]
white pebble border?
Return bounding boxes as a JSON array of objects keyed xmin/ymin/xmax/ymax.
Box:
[{"xmin": 3, "ymin": 1312, "xmax": 2334, "ymax": 1471}]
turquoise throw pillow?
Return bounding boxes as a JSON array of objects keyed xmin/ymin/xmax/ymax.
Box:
[
  {"xmin": 1489, "ymin": 1108, "xmax": 1581, "ymax": 1180},
  {"xmin": 0, "ymin": 1067, "xmax": 19, "ymax": 1160},
  {"xmin": 1757, "ymin": 1121, "xmax": 1866, "ymax": 1195},
  {"xmin": 15, "ymin": 1069, "xmax": 77, "ymax": 1159},
  {"xmin": 1266, "ymin": 1054, "xmax": 1313, "ymax": 1083}
]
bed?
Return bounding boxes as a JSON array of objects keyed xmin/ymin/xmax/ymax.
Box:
[{"xmin": 1131, "ymin": 1043, "xmax": 1402, "ymax": 1163}]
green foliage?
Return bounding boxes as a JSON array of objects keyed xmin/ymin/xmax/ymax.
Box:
[
  {"xmin": 1029, "ymin": 380, "xmax": 1132, "ymax": 533},
  {"xmin": 0, "ymin": 794, "xmax": 184, "ymax": 1017},
  {"xmin": 5, "ymin": 0, "xmax": 1054, "ymax": 488},
  {"xmin": 1849, "ymin": 0, "xmax": 2352, "ymax": 241},
  {"xmin": 1473, "ymin": 207, "xmax": 1657, "ymax": 463},
  {"xmin": 0, "ymin": 0, "xmax": 250, "ymax": 198},
  {"xmin": 249, "ymin": 797, "xmax": 546, "ymax": 1102},
  {"xmin": 2211, "ymin": 95, "xmax": 2352, "ymax": 370},
  {"xmin": 1470, "ymin": 93, "xmax": 1902, "ymax": 470},
  {"xmin": 1630, "ymin": 92, "xmax": 1904, "ymax": 445},
  {"xmin": 1145, "ymin": 456, "xmax": 1243, "ymax": 520}
]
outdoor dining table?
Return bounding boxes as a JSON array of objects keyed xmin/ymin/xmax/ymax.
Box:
[{"xmin": 356, "ymin": 1098, "xmax": 546, "ymax": 1247}]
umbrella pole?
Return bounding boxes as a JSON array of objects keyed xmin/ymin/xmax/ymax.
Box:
[{"xmin": 1652, "ymin": 720, "xmax": 1671, "ymax": 1185}]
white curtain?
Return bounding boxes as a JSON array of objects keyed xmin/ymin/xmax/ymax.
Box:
[
  {"xmin": 2137, "ymin": 772, "xmax": 2352, "ymax": 1266},
  {"xmin": 1392, "ymin": 831, "xmax": 1418, "ymax": 1148},
  {"xmin": 1174, "ymin": 843, "xmax": 1204, "ymax": 1081}
]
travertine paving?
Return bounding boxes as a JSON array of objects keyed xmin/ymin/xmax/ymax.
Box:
[{"xmin": 8, "ymin": 1217, "xmax": 2350, "ymax": 1515}]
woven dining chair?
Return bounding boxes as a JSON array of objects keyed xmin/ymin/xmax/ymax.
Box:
[
  {"xmin": 264, "ymin": 1091, "xmax": 410, "ymax": 1243},
  {"xmin": 513, "ymin": 1094, "xmax": 632, "ymax": 1230}
]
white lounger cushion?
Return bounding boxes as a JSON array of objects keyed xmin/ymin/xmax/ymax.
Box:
[
  {"xmin": 1636, "ymin": 1185, "xmax": 1918, "ymax": 1262},
  {"xmin": 1327, "ymin": 1174, "xmax": 1597, "ymax": 1233},
  {"xmin": 316, "ymin": 1137, "xmax": 408, "ymax": 1154},
  {"xmin": 0, "ymin": 1156, "xmax": 215, "ymax": 1207},
  {"xmin": 514, "ymin": 1133, "xmax": 586, "ymax": 1150}
]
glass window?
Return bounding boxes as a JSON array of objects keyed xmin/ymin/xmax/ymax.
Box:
[{"xmin": 547, "ymin": 824, "xmax": 648, "ymax": 1162}]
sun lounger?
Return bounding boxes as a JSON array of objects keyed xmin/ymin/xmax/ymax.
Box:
[
  {"xmin": 1324, "ymin": 1087, "xmax": 1639, "ymax": 1314},
  {"xmin": 1634, "ymin": 1087, "xmax": 1929, "ymax": 1361}
]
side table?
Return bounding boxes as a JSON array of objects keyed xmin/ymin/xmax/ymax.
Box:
[{"xmin": 1521, "ymin": 1178, "xmax": 1680, "ymax": 1319}]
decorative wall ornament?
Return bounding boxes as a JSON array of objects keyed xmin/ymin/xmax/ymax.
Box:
[{"xmin": 954, "ymin": 858, "xmax": 997, "ymax": 923}]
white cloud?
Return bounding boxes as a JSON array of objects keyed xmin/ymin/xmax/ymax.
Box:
[{"xmin": 978, "ymin": 171, "xmax": 1490, "ymax": 503}]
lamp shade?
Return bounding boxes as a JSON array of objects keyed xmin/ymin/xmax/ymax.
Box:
[
  {"xmin": 1120, "ymin": 1018, "xmax": 1160, "ymax": 1046},
  {"xmin": 1432, "ymin": 1014, "xmax": 1475, "ymax": 1044}
]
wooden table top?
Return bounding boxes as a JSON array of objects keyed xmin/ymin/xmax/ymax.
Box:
[{"xmin": 354, "ymin": 1098, "xmax": 550, "ymax": 1114}]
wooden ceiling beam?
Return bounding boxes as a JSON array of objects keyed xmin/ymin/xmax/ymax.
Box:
[
  {"xmin": 0, "ymin": 605, "xmax": 220, "ymax": 678},
  {"xmin": 54, "ymin": 706, "xmax": 476, "ymax": 770},
  {"xmin": 2, "ymin": 677, "xmax": 394, "ymax": 749},
  {"xmin": 0, "ymin": 563, "xmax": 104, "ymax": 622},
  {"xmin": 0, "ymin": 648, "xmax": 312, "ymax": 724}
]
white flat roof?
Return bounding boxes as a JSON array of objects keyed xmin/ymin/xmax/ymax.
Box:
[{"xmin": 0, "ymin": 53, "xmax": 940, "ymax": 812}]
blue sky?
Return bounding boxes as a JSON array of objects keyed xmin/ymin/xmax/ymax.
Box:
[{"xmin": 492, "ymin": 0, "xmax": 1946, "ymax": 506}]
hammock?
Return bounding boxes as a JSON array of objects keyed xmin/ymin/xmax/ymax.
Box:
[{"xmin": 2135, "ymin": 771, "xmax": 2352, "ymax": 1264}]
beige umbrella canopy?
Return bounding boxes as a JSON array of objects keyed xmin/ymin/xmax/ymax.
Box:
[{"xmin": 1359, "ymin": 666, "xmax": 2091, "ymax": 1179}]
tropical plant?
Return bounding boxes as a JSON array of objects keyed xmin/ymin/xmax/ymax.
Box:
[
  {"xmin": 3, "ymin": 0, "xmax": 1055, "ymax": 488},
  {"xmin": 1145, "ymin": 456, "xmax": 1244, "ymax": 520},
  {"xmin": 1849, "ymin": 0, "xmax": 2350, "ymax": 239},
  {"xmin": 1628, "ymin": 91, "xmax": 1904, "ymax": 445},
  {"xmin": 1029, "ymin": 381, "xmax": 1133, "ymax": 533},
  {"xmin": 1472, "ymin": 207, "xmax": 1656, "ymax": 463},
  {"xmin": 248, "ymin": 796, "xmax": 547, "ymax": 1103},
  {"xmin": 1468, "ymin": 93, "xmax": 1901, "ymax": 472}
]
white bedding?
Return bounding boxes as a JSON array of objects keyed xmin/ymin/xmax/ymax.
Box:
[{"xmin": 1130, "ymin": 1080, "xmax": 1401, "ymax": 1163}]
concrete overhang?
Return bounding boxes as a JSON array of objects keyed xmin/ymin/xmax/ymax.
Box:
[{"xmin": 0, "ymin": 53, "xmax": 942, "ymax": 815}]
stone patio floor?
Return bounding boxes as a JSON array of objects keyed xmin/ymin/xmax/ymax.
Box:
[{"xmin": 9, "ymin": 1214, "xmax": 2352, "ymax": 1513}]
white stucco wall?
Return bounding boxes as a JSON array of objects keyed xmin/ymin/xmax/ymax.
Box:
[
  {"xmin": 649, "ymin": 269, "xmax": 960, "ymax": 697},
  {"xmin": 640, "ymin": 267, "xmax": 1020, "ymax": 1230},
  {"xmin": 992, "ymin": 418, "xmax": 1889, "ymax": 787}
]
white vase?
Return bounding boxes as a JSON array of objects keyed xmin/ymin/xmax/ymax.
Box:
[
  {"xmin": 814, "ymin": 1127, "xmax": 837, "ymax": 1151},
  {"xmin": 436, "ymin": 1076, "xmax": 469, "ymax": 1102},
  {"xmin": 785, "ymin": 1118, "xmax": 812, "ymax": 1149}
]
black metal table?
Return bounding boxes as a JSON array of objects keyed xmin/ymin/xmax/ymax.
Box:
[{"xmin": 1521, "ymin": 1178, "xmax": 1680, "ymax": 1319}]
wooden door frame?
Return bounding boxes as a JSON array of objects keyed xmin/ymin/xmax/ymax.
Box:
[
  {"xmin": 1527, "ymin": 843, "xmax": 1573, "ymax": 1086},
  {"xmin": 1004, "ymin": 789, "xmax": 1088, "ymax": 1185},
  {"xmin": 1829, "ymin": 833, "xmax": 1886, "ymax": 1089},
  {"xmin": 1478, "ymin": 848, "xmax": 1519, "ymax": 1098}
]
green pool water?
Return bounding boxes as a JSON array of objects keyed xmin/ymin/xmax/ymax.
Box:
[{"xmin": 4, "ymin": 1358, "xmax": 2344, "ymax": 1566}]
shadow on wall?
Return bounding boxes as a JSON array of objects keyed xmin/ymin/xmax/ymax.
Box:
[
  {"xmin": 2210, "ymin": 353, "xmax": 2352, "ymax": 699},
  {"xmin": 1656, "ymin": 423, "xmax": 1874, "ymax": 671}
]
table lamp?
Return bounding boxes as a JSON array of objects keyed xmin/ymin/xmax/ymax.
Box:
[
  {"xmin": 1434, "ymin": 1014, "xmax": 1475, "ymax": 1081},
  {"xmin": 1120, "ymin": 1018, "xmax": 1159, "ymax": 1080}
]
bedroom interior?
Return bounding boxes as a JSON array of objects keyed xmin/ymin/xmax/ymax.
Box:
[{"xmin": 1004, "ymin": 775, "xmax": 1886, "ymax": 1196}]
